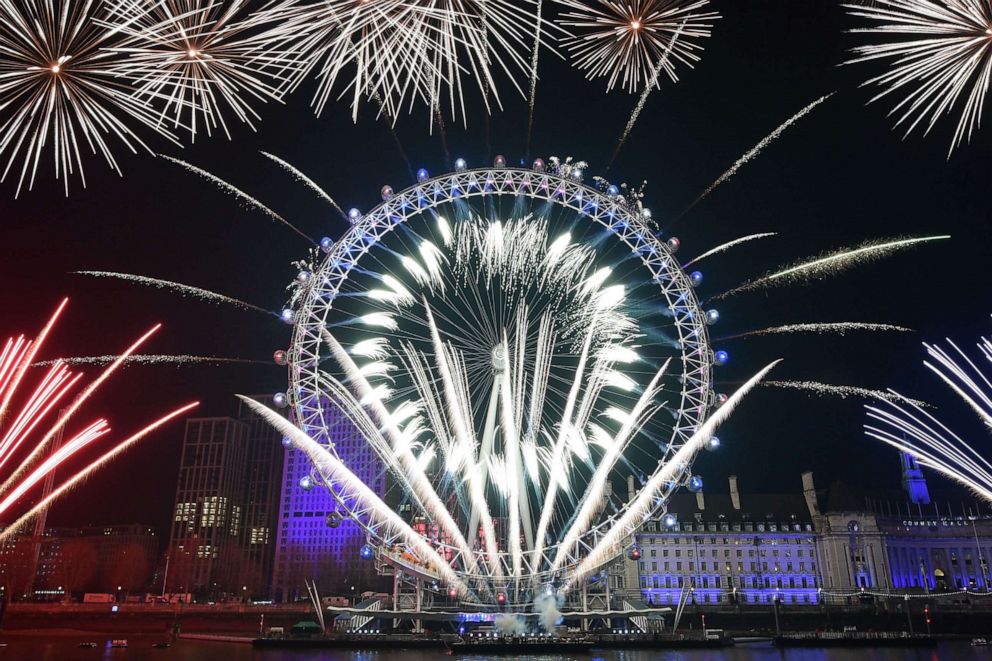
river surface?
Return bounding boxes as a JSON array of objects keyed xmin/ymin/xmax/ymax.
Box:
[{"xmin": 1, "ymin": 636, "xmax": 992, "ymax": 661}]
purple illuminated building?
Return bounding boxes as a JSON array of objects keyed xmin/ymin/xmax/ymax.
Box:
[
  {"xmin": 633, "ymin": 476, "xmax": 821, "ymax": 607},
  {"xmin": 271, "ymin": 401, "xmax": 386, "ymax": 602}
]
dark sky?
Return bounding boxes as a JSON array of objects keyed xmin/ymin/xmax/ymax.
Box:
[{"xmin": 1, "ymin": 0, "xmax": 989, "ymax": 537}]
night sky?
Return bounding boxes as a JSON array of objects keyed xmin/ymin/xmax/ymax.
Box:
[{"xmin": 1, "ymin": 0, "xmax": 989, "ymax": 539}]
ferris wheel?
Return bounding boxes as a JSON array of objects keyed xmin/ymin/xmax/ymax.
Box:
[{"xmin": 284, "ymin": 156, "xmax": 717, "ymax": 606}]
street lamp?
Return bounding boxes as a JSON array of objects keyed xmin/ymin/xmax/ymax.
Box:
[{"xmin": 969, "ymin": 516, "xmax": 989, "ymax": 592}]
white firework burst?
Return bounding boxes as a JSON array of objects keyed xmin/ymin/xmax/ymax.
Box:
[
  {"xmin": 557, "ymin": 0, "xmax": 719, "ymax": 93},
  {"xmin": 0, "ymin": 0, "xmax": 176, "ymax": 195},
  {"xmin": 845, "ymin": 0, "xmax": 992, "ymax": 155},
  {"xmin": 271, "ymin": 0, "xmax": 546, "ymax": 122},
  {"xmin": 866, "ymin": 324, "xmax": 992, "ymax": 501},
  {"xmin": 102, "ymin": 0, "xmax": 300, "ymax": 141}
]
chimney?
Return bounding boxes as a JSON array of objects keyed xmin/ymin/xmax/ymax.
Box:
[
  {"xmin": 627, "ymin": 475, "xmax": 636, "ymax": 503},
  {"xmin": 729, "ymin": 475, "xmax": 741, "ymax": 511},
  {"xmin": 802, "ymin": 471, "xmax": 820, "ymax": 517},
  {"xmin": 695, "ymin": 489, "xmax": 705, "ymax": 511}
]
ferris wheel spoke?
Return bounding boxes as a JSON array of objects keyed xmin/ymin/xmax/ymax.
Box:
[{"xmin": 288, "ymin": 165, "xmax": 714, "ymax": 602}]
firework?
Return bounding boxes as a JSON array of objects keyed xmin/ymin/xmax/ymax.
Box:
[
  {"xmin": 866, "ymin": 326, "xmax": 992, "ymax": 500},
  {"xmin": 159, "ymin": 155, "xmax": 314, "ymax": 243},
  {"xmin": 236, "ymin": 395, "xmax": 473, "ymax": 597},
  {"xmin": 607, "ymin": 19, "xmax": 686, "ymax": 167},
  {"xmin": 74, "ymin": 270, "xmax": 271, "ymax": 315},
  {"xmin": 845, "ymin": 0, "xmax": 992, "ymax": 156},
  {"xmin": 260, "ymin": 151, "xmax": 349, "ymax": 221},
  {"xmin": 0, "ymin": 0, "xmax": 178, "ymax": 196},
  {"xmin": 565, "ymin": 359, "xmax": 780, "ymax": 590},
  {"xmin": 721, "ymin": 322, "xmax": 912, "ymax": 340},
  {"xmin": 271, "ymin": 0, "xmax": 546, "ymax": 123},
  {"xmin": 558, "ymin": 0, "xmax": 718, "ymax": 93},
  {"xmin": 32, "ymin": 354, "xmax": 263, "ymax": 367},
  {"xmin": 0, "ymin": 298, "xmax": 195, "ymax": 535},
  {"xmin": 679, "ymin": 94, "xmax": 833, "ymax": 217},
  {"xmin": 714, "ymin": 235, "xmax": 950, "ymax": 299},
  {"xmin": 102, "ymin": 0, "xmax": 299, "ymax": 141},
  {"xmin": 763, "ymin": 380, "xmax": 930, "ymax": 407},
  {"xmin": 0, "ymin": 401, "xmax": 197, "ymax": 543},
  {"xmin": 682, "ymin": 233, "xmax": 777, "ymax": 268}
]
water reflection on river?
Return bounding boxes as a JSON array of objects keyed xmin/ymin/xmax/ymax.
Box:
[{"xmin": 2, "ymin": 636, "xmax": 991, "ymax": 661}]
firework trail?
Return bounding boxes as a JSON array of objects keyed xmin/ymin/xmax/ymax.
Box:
[
  {"xmin": 682, "ymin": 232, "xmax": 776, "ymax": 268},
  {"xmin": 74, "ymin": 271, "xmax": 271, "ymax": 315},
  {"xmin": 866, "ymin": 386, "xmax": 992, "ymax": 503},
  {"xmin": 33, "ymin": 355, "xmax": 264, "ymax": 368},
  {"xmin": 0, "ymin": 323, "xmax": 162, "ymax": 495},
  {"xmin": 159, "ymin": 155, "xmax": 314, "ymax": 244},
  {"xmin": 237, "ymin": 395, "xmax": 473, "ymax": 598},
  {"xmin": 0, "ymin": 299, "xmax": 191, "ymax": 536},
  {"xmin": 713, "ymin": 235, "xmax": 950, "ymax": 300},
  {"xmin": 608, "ymin": 20, "xmax": 687, "ymax": 170},
  {"xmin": 763, "ymin": 380, "xmax": 930, "ymax": 407},
  {"xmin": 924, "ymin": 337, "xmax": 992, "ymax": 429},
  {"xmin": 676, "ymin": 94, "xmax": 833, "ymax": 220},
  {"xmin": 565, "ymin": 359, "xmax": 780, "ymax": 591},
  {"xmin": 260, "ymin": 151, "xmax": 348, "ymax": 222},
  {"xmin": 0, "ymin": 401, "xmax": 198, "ymax": 542},
  {"xmin": 525, "ymin": 0, "xmax": 544, "ymax": 157},
  {"xmin": 431, "ymin": 103, "xmax": 452, "ymax": 168},
  {"xmin": 720, "ymin": 322, "xmax": 912, "ymax": 340}
]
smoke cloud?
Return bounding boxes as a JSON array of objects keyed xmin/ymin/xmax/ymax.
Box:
[
  {"xmin": 494, "ymin": 613, "xmax": 528, "ymax": 636},
  {"xmin": 533, "ymin": 593, "xmax": 563, "ymax": 632}
]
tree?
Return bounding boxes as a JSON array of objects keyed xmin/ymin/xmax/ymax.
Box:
[
  {"xmin": 0, "ymin": 536, "xmax": 36, "ymax": 600},
  {"xmin": 55, "ymin": 539, "xmax": 98, "ymax": 600},
  {"xmin": 104, "ymin": 542, "xmax": 151, "ymax": 596}
]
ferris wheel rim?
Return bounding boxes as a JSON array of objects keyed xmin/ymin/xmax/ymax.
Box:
[{"xmin": 284, "ymin": 161, "xmax": 714, "ymax": 588}]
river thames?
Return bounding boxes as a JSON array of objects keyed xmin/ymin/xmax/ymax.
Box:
[{"xmin": 2, "ymin": 637, "xmax": 992, "ymax": 661}]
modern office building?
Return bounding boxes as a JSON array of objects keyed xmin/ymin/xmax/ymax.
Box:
[
  {"xmin": 237, "ymin": 395, "xmax": 285, "ymax": 595},
  {"xmin": 165, "ymin": 397, "xmax": 288, "ymax": 598},
  {"xmin": 167, "ymin": 416, "xmax": 249, "ymax": 595}
]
